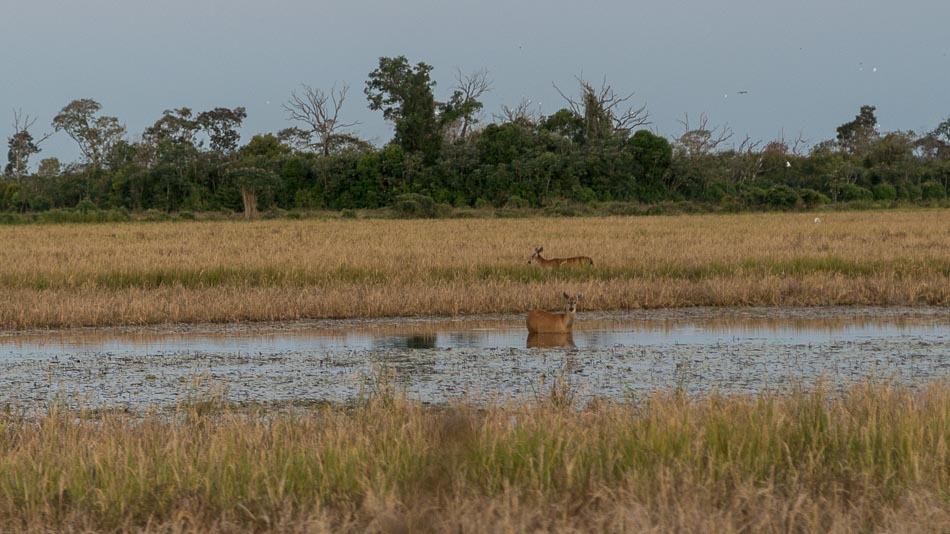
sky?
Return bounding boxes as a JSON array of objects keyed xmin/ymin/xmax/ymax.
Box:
[{"xmin": 2, "ymin": 0, "xmax": 949, "ymax": 167}]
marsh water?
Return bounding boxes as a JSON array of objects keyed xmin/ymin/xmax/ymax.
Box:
[{"xmin": 1, "ymin": 307, "xmax": 947, "ymax": 410}]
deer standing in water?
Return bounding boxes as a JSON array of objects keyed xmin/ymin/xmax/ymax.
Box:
[
  {"xmin": 527, "ymin": 293, "xmax": 582, "ymax": 334},
  {"xmin": 528, "ymin": 246, "xmax": 593, "ymax": 267}
]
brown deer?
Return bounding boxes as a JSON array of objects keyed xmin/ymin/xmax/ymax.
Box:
[
  {"xmin": 528, "ymin": 246, "xmax": 593, "ymax": 268},
  {"xmin": 526, "ymin": 292, "xmax": 581, "ymax": 334}
]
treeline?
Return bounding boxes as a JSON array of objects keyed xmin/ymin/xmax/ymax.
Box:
[{"xmin": 2, "ymin": 56, "xmax": 949, "ymax": 217}]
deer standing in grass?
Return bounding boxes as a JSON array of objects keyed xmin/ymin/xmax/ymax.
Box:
[
  {"xmin": 528, "ymin": 246, "xmax": 593, "ymax": 267},
  {"xmin": 527, "ymin": 293, "xmax": 582, "ymax": 334}
]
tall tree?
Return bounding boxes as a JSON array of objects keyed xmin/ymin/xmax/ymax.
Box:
[
  {"xmin": 282, "ymin": 84, "xmax": 360, "ymax": 156},
  {"xmin": 196, "ymin": 106, "xmax": 246, "ymax": 155},
  {"xmin": 52, "ymin": 99, "xmax": 126, "ymax": 169},
  {"xmin": 917, "ymin": 117, "xmax": 950, "ymax": 160},
  {"xmin": 5, "ymin": 110, "xmax": 51, "ymax": 177},
  {"xmin": 365, "ymin": 56, "xmax": 441, "ymax": 159},
  {"xmin": 143, "ymin": 107, "xmax": 199, "ymax": 148},
  {"xmin": 444, "ymin": 68, "xmax": 491, "ymax": 141},
  {"xmin": 553, "ymin": 77, "xmax": 650, "ymax": 143},
  {"xmin": 836, "ymin": 105, "xmax": 878, "ymax": 155}
]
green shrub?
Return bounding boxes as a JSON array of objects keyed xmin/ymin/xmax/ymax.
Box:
[
  {"xmin": 897, "ymin": 183, "xmax": 922, "ymax": 200},
  {"xmin": 505, "ymin": 195, "xmax": 530, "ymax": 209},
  {"xmin": 921, "ymin": 180, "xmax": 947, "ymax": 200},
  {"xmin": 765, "ymin": 185, "xmax": 801, "ymax": 209},
  {"xmin": 393, "ymin": 193, "xmax": 438, "ymax": 218},
  {"xmin": 75, "ymin": 198, "xmax": 96, "ymax": 214},
  {"xmin": 833, "ymin": 182, "xmax": 873, "ymax": 202},
  {"xmin": 341, "ymin": 209, "xmax": 358, "ymax": 219},
  {"xmin": 872, "ymin": 183, "xmax": 897, "ymax": 200},
  {"xmin": 798, "ymin": 188, "xmax": 830, "ymax": 207}
]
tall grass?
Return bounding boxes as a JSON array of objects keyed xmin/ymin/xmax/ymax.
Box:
[
  {"xmin": 1, "ymin": 210, "xmax": 948, "ymax": 328},
  {"xmin": 0, "ymin": 382, "xmax": 946, "ymax": 532}
]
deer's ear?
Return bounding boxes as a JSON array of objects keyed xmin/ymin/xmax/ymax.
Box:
[
  {"xmin": 563, "ymin": 292, "xmax": 570, "ymax": 300},
  {"xmin": 537, "ymin": 246, "xmax": 543, "ymax": 252},
  {"xmin": 576, "ymin": 293, "xmax": 583, "ymax": 300}
]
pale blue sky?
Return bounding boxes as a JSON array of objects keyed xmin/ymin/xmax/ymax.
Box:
[{"xmin": 2, "ymin": 0, "xmax": 948, "ymax": 165}]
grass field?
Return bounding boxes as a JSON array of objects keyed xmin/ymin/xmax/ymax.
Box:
[
  {"xmin": 0, "ymin": 381, "xmax": 946, "ymax": 532},
  {"xmin": 1, "ymin": 209, "xmax": 948, "ymax": 329}
]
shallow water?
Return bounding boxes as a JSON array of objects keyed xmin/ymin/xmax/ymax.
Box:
[{"xmin": 2, "ymin": 307, "xmax": 948, "ymax": 410}]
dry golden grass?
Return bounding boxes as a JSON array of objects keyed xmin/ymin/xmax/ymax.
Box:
[
  {"xmin": 0, "ymin": 381, "xmax": 946, "ymax": 532},
  {"xmin": 1, "ymin": 209, "xmax": 948, "ymax": 328}
]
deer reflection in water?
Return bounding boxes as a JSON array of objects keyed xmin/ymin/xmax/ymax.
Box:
[{"xmin": 526, "ymin": 332, "xmax": 576, "ymax": 349}]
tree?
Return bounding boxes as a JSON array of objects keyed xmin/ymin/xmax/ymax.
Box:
[
  {"xmin": 495, "ymin": 97, "xmax": 541, "ymax": 127},
  {"xmin": 553, "ymin": 77, "xmax": 650, "ymax": 143},
  {"xmin": 365, "ymin": 56, "xmax": 442, "ymax": 159},
  {"xmin": 196, "ymin": 106, "xmax": 246, "ymax": 155},
  {"xmin": 836, "ymin": 105, "xmax": 878, "ymax": 155},
  {"xmin": 36, "ymin": 157, "xmax": 61, "ymax": 177},
  {"xmin": 444, "ymin": 68, "xmax": 491, "ymax": 141},
  {"xmin": 230, "ymin": 134, "xmax": 289, "ymax": 218},
  {"xmin": 283, "ymin": 84, "xmax": 360, "ymax": 156},
  {"xmin": 917, "ymin": 118, "xmax": 950, "ymax": 160},
  {"xmin": 52, "ymin": 99, "xmax": 126, "ymax": 169},
  {"xmin": 143, "ymin": 107, "xmax": 199, "ymax": 147},
  {"xmin": 5, "ymin": 110, "xmax": 51, "ymax": 177},
  {"xmin": 541, "ymin": 109, "xmax": 585, "ymax": 143},
  {"xmin": 228, "ymin": 166, "xmax": 277, "ymax": 219},
  {"xmin": 676, "ymin": 113, "xmax": 732, "ymax": 156}
]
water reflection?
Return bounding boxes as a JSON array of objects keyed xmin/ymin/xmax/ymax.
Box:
[
  {"xmin": 405, "ymin": 334, "xmax": 437, "ymax": 349},
  {"xmin": 1, "ymin": 310, "xmax": 947, "ymax": 361},
  {"xmin": 527, "ymin": 332, "xmax": 575, "ymax": 349}
]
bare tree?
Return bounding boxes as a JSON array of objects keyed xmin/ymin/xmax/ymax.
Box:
[
  {"xmin": 732, "ymin": 134, "xmax": 764, "ymax": 183},
  {"xmin": 763, "ymin": 129, "xmax": 808, "ymax": 157},
  {"xmin": 553, "ymin": 76, "xmax": 650, "ymax": 140},
  {"xmin": 5, "ymin": 109, "xmax": 51, "ymax": 177},
  {"xmin": 283, "ymin": 84, "xmax": 359, "ymax": 156},
  {"xmin": 452, "ymin": 67, "xmax": 492, "ymax": 140},
  {"xmin": 676, "ymin": 113, "xmax": 733, "ymax": 156},
  {"xmin": 494, "ymin": 97, "xmax": 541, "ymax": 126}
]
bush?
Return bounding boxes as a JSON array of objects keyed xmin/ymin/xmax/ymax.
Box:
[
  {"xmin": 141, "ymin": 209, "xmax": 171, "ymax": 222},
  {"xmin": 75, "ymin": 198, "xmax": 96, "ymax": 214},
  {"xmin": 897, "ymin": 183, "xmax": 922, "ymax": 200},
  {"xmin": 765, "ymin": 185, "xmax": 801, "ymax": 209},
  {"xmin": 739, "ymin": 186, "xmax": 769, "ymax": 207},
  {"xmin": 833, "ymin": 182, "xmax": 873, "ymax": 202},
  {"xmin": 921, "ymin": 180, "xmax": 947, "ymax": 200},
  {"xmin": 393, "ymin": 193, "xmax": 438, "ymax": 218},
  {"xmin": 798, "ymin": 188, "xmax": 830, "ymax": 207},
  {"xmin": 872, "ymin": 183, "xmax": 897, "ymax": 201},
  {"xmin": 341, "ymin": 209, "xmax": 358, "ymax": 219},
  {"xmin": 504, "ymin": 195, "xmax": 530, "ymax": 209},
  {"xmin": 263, "ymin": 208, "xmax": 288, "ymax": 219}
]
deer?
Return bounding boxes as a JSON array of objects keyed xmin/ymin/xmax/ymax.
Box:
[
  {"xmin": 527, "ymin": 292, "xmax": 582, "ymax": 334},
  {"xmin": 528, "ymin": 246, "xmax": 593, "ymax": 268}
]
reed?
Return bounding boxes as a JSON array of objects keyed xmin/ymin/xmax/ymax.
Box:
[
  {"xmin": 0, "ymin": 210, "xmax": 947, "ymax": 328},
  {"xmin": 0, "ymin": 381, "xmax": 946, "ymax": 532}
]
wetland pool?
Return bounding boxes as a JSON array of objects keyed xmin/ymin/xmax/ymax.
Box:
[{"xmin": 1, "ymin": 307, "xmax": 947, "ymax": 410}]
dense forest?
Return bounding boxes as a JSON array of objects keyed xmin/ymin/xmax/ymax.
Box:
[{"xmin": 2, "ymin": 56, "xmax": 949, "ymax": 219}]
